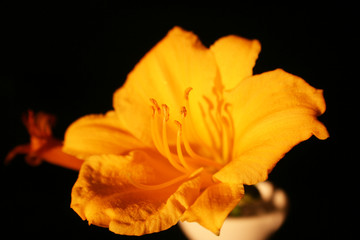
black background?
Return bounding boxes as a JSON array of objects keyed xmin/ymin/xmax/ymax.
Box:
[{"xmin": 1, "ymin": 3, "xmax": 344, "ymax": 239}]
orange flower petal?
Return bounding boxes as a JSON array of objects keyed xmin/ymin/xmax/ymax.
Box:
[
  {"xmin": 214, "ymin": 69, "xmax": 329, "ymax": 185},
  {"xmin": 113, "ymin": 26, "xmax": 219, "ymax": 146},
  {"xmin": 63, "ymin": 111, "xmax": 143, "ymax": 160},
  {"xmin": 71, "ymin": 150, "xmax": 203, "ymax": 236},
  {"xmin": 210, "ymin": 35, "xmax": 261, "ymax": 90},
  {"xmin": 181, "ymin": 183, "xmax": 244, "ymax": 235}
]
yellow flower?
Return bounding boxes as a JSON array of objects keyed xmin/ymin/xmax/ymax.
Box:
[{"xmin": 63, "ymin": 26, "xmax": 329, "ymax": 236}]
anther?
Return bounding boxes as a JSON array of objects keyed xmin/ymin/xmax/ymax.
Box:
[
  {"xmin": 174, "ymin": 120, "xmax": 182, "ymax": 132},
  {"xmin": 150, "ymin": 98, "xmax": 161, "ymax": 114},
  {"xmin": 180, "ymin": 106, "xmax": 187, "ymax": 118},
  {"xmin": 185, "ymin": 87, "xmax": 193, "ymax": 100},
  {"xmin": 162, "ymin": 104, "xmax": 170, "ymax": 121}
]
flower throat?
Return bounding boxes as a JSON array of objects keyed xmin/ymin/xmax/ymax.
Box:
[
  {"xmin": 151, "ymin": 86, "xmax": 235, "ymax": 170},
  {"xmin": 129, "ymin": 86, "xmax": 234, "ymax": 191}
]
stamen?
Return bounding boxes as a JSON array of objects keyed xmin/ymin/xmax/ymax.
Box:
[
  {"xmin": 222, "ymin": 103, "xmax": 235, "ymax": 162},
  {"xmin": 150, "ymin": 98, "xmax": 161, "ymax": 114},
  {"xmin": 224, "ymin": 103, "xmax": 235, "ymax": 136},
  {"xmin": 183, "ymin": 88, "xmax": 198, "ymax": 140},
  {"xmin": 203, "ymin": 95, "xmax": 214, "ymax": 110},
  {"xmin": 150, "ymin": 99, "xmax": 166, "ymax": 155},
  {"xmin": 199, "ymin": 103, "xmax": 220, "ymax": 153},
  {"xmin": 181, "ymin": 106, "xmax": 187, "ymax": 118},
  {"xmin": 150, "ymin": 106, "xmax": 165, "ymax": 155},
  {"xmin": 221, "ymin": 116, "xmax": 231, "ymax": 162},
  {"xmin": 161, "ymin": 104, "xmax": 187, "ymax": 173},
  {"xmin": 203, "ymin": 96, "xmax": 221, "ymax": 137},
  {"xmin": 174, "ymin": 120, "xmax": 191, "ymax": 170},
  {"xmin": 128, "ymin": 167, "xmax": 204, "ymax": 191},
  {"xmin": 148, "ymin": 87, "xmax": 233, "ymax": 177},
  {"xmin": 162, "ymin": 104, "xmax": 170, "ymax": 121},
  {"xmin": 182, "ymin": 134, "xmax": 223, "ymax": 169},
  {"xmin": 189, "ymin": 167, "xmax": 204, "ymax": 178},
  {"xmin": 185, "ymin": 87, "xmax": 193, "ymax": 100},
  {"xmin": 128, "ymin": 173, "xmax": 189, "ymax": 191},
  {"xmin": 180, "ymin": 107, "xmax": 223, "ymax": 169}
]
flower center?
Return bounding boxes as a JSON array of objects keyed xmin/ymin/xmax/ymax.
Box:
[
  {"xmin": 149, "ymin": 96, "xmax": 224, "ymax": 173},
  {"xmin": 129, "ymin": 87, "xmax": 233, "ymax": 191}
]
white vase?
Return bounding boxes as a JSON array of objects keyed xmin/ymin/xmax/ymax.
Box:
[{"xmin": 179, "ymin": 182, "xmax": 288, "ymax": 240}]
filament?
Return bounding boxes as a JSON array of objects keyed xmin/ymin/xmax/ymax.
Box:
[
  {"xmin": 180, "ymin": 106, "xmax": 223, "ymax": 169},
  {"xmin": 129, "ymin": 173, "xmax": 189, "ymax": 191},
  {"xmin": 161, "ymin": 104, "xmax": 187, "ymax": 173},
  {"xmin": 174, "ymin": 120, "xmax": 192, "ymax": 170},
  {"xmin": 129, "ymin": 167, "xmax": 204, "ymax": 191},
  {"xmin": 150, "ymin": 106, "xmax": 165, "ymax": 155},
  {"xmin": 145, "ymin": 84, "xmax": 236, "ymax": 191}
]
